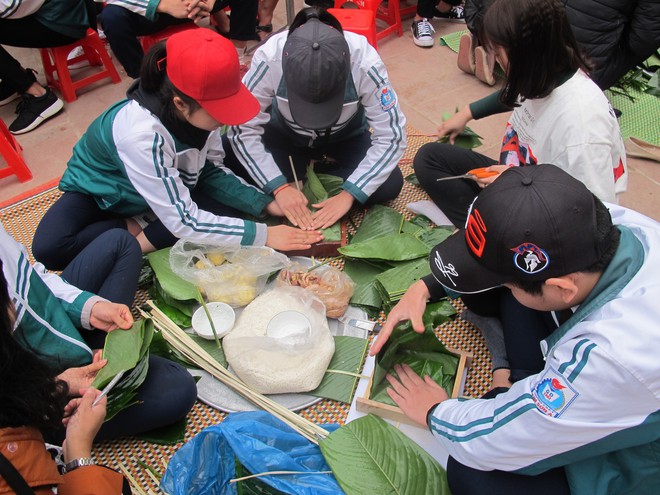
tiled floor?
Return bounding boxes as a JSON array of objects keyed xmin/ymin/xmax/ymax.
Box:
[{"xmin": 1, "ymin": 1, "xmax": 658, "ymax": 220}]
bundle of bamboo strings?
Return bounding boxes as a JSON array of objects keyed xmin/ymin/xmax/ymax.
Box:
[{"xmin": 141, "ymin": 301, "xmax": 329, "ymax": 444}]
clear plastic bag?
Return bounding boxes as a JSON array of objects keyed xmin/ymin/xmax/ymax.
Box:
[
  {"xmin": 169, "ymin": 239, "xmax": 289, "ymax": 307},
  {"xmin": 223, "ymin": 287, "xmax": 336, "ymax": 394},
  {"xmin": 276, "ymin": 262, "xmax": 355, "ymax": 318}
]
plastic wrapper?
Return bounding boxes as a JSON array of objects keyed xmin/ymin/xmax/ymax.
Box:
[
  {"xmin": 276, "ymin": 262, "xmax": 355, "ymax": 318},
  {"xmin": 161, "ymin": 411, "xmax": 342, "ymax": 495},
  {"xmin": 223, "ymin": 287, "xmax": 335, "ymax": 394},
  {"xmin": 169, "ymin": 239, "xmax": 289, "ymax": 307}
]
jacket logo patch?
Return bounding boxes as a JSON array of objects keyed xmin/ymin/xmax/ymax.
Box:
[
  {"xmin": 380, "ymin": 86, "xmax": 396, "ymax": 111},
  {"xmin": 532, "ymin": 368, "xmax": 578, "ymax": 418},
  {"xmin": 511, "ymin": 243, "xmax": 548, "ymax": 274}
]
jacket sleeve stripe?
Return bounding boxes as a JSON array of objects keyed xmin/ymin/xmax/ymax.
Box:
[
  {"xmin": 149, "ymin": 134, "xmax": 246, "ymax": 236},
  {"xmin": 228, "ymin": 125, "xmax": 270, "ymax": 187},
  {"xmin": 567, "ymin": 343, "xmax": 597, "ymax": 383},
  {"xmin": 558, "ymin": 338, "xmax": 590, "ymax": 374}
]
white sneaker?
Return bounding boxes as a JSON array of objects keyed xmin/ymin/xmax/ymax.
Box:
[
  {"xmin": 412, "ymin": 19, "xmax": 435, "ymax": 48},
  {"xmin": 67, "ymin": 46, "xmax": 90, "ymax": 70}
]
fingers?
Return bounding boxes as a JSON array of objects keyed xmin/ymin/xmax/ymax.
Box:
[
  {"xmin": 369, "ymin": 317, "xmax": 397, "ymax": 356},
  {"xmin": 284, "ymin": 205, "xmax": 314, "ymax": 230},
  {"xmin": 84, "ymin": 358, "xmax": 107, "ymax": 375}
]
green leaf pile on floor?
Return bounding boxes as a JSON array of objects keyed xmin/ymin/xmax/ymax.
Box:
[
  {"xmin": 320, "ymin": 414, "xmax": 450, "ymax": 495},
  {"xmin": 341, "ymin": 205, "xmax": 453, "ymax": 316}
]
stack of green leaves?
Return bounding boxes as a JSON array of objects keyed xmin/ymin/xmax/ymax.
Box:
[
  {"xmin": 147, "ymin": 248, "xmax": 198, "ymax": 327},
  {"xmin": 320, "ymin": 414, "xmax": 450, "ymax": 494},
  {"xmin": 437, "ymin": 110, "xmax": 483, "ymax": 149},
  {"xmin": 370, "ymin": 301, "xmax": 458, "ymax": 406},
  {"xmin": 91, "ymin": 318, "xmax": 154, "ymax": 421},
  {"xmin": 340, "ymin": 205, "xmax": 453, "ymax": 317},
  {"xmin": 301, "ymin": 165, "xmax": 344, "ymax": 242}
]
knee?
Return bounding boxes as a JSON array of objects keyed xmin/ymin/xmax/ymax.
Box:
[
  {"xmin": 413, "ymin": 142, "xmax": 443, "ymax": 175},
  {"xmin": 99, "ymin": 228, "xmax": 141, "ymax": 261},
  {"xmin": 159, "ymin": 360, "xmax": 198, "ymax": 419},
  {"xmin": 32, "ymin": 230, "xmax": 66, "ymax": 271},
  {"xmin": 100, "ymin": 5, "xmax": 133, "ymax": 36}
]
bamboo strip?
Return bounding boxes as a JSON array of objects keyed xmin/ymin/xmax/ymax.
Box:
[{"xmin": 229, "ymin": 470, "xmax": 333, "ymax": 483}]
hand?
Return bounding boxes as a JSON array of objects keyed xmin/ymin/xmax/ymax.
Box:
[
  {"xmin": 386, "ymin": 364, "xmax": 449, "ymax": 427},
  {"xmin": 369, "ymin": 280, "xmax": 430, "ymax": 356},
  {"xmin": 274, "ymin": 186, "xmax": 314, "ymax": 230},
  {"xmin": 492, "ymin": 368, "xmax": 512, "ymax": 389},
  {"xmin": 312, "ymin": 190, "xmax": 355, "ymax": 229},
  {"xmin": 473, "ymin": 164, "xmax": 510, "ymax": 188},
  {"xmin": 156, "ymin": 0, "xmax": 210, "ymax": 20},
  {"xmin": 437, "ymin": 105, "xmax": 473, "ymax": 144},
  {"xmin": 57, "ymin": 351, "xmax": 107, "ymax": 396},
  {"xmin": 266, "ymin": 225, "xmax": 324, "ymax": 251},
  {"xmin": 62, "ymin": 388, "xmax": 106, "ymax": 463},
  {"xmin": 265, "ymin": 200, "xmax": 284, "ymax": 217},
  {"xmin": 89, "ymin": 302, "xmax": 133, "ymax": 332}
]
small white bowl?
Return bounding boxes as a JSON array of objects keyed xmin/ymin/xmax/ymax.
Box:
[
  {"xmin": 267, "ymin": 310, "xmax": 311, "ymax": 344},
  {"xmin": 192, "ymin": 302, "xmax": 236, "ymax": 340}
]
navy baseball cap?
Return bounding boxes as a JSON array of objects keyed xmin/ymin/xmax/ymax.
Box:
[{"xmin": 429, "ymin": 165, "xmax": 615, "ymax": 294}]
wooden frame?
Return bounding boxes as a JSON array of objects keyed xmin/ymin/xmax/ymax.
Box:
[{"xmin": 356, "ymin": 347, "xmax": 473, "ymax": 426}]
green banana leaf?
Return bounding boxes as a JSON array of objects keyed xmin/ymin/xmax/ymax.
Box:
[
  {"xmin": 370, "ymin": 301, "xmax": 458, "ymax": 406},
  {"xmin": 320, "ymin": 414, "xmax": 449, "ymax": 495},
  {"xmin": 301, "ymin": 165, "xmax": 343, "ymax": 242},
  {"xmin": 373, "ymin": 258, "xmax": 431, "ymax": 310},
  {"xmin": 415, "ymin": 226, "xmax": 454, "ymax": 249},
  {"xmin": 146, "ymin": 248, "xmax": 198, "ymax": 302},
  {"xmin": 150, "ymin": 288, "xmax": 192, "ymax": 328},
  {"xmin": 349, "ymin": 205, "xmax": 415, "ymax": 244},
  {"xmin": 438, "ymin": 110, "xmax": 484, "ymax": 149},
  {"xmin": 338, "ymin": 233, "xmax": 429, "ymax": 262},
  {"xmin": 343, "ymin": 259, "xmax": 383, "ymax": 314},
  {"xmin": 103, "ymin": 353, "xmax": 150, "ymax": 421},
  {"xmin": 136, "ymin": 416, "xmax": 187, "ymax": 445},
  {"xmin": 404, "ymin": 172, "xmax": 419, "ymax": 185},
  {"xmin": 310, "ymin": 336, "xmax": 369, "ymax": 403},
  {"xmin": 92, "ymin": 318, "xmax": 154, "ymax": 389}
]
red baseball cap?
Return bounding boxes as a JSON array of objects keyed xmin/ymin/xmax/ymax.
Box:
[{"xmin": 166, "ymin": 29, "xmax": 259, "ymax": 126}]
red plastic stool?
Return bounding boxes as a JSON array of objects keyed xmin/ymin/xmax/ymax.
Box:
[
  {"xmin": 0, "ymin": 119, "xmax": 32, "ymax": 182},
  {"xmin": 40, "ymin": 28, "xmax": 121, "ymax": 103},
  {"xmin": 140, "ymin": 23, "xmax": 200, "ymax": 54},
  {"xmin": 334, "ymin": 0, "xmax": 411, "ymax": 43},
  {"xmin": 328, "ymin": 8, "xmax": 378, "ymax": 49}
]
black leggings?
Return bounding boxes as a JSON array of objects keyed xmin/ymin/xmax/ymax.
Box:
[
  {"xmin": 33, "ymin": 191, "xmax": 244, "ymax": 271},
  {"xmin": 413, "ymin": 142, "xmax": 497, "ymax": 227}
]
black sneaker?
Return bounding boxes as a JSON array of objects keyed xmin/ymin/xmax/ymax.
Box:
[
  {"xmin": 0, "ymin": 81, "xmax": 20, "ymax": 106},
  {"xmin": 412, "ymin": 18, "xmax": 435, "ymax": 48},
  {"xmin": 434, "ymin": 5, "xmax": 466, "ymax": 22},
  {"xmin": 8, "ymin": 87, "xmax": 64, "ymax": 135}
]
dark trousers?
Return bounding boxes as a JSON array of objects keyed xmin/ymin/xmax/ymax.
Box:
[
  {"xmin": 417, "ymin": 0, "xmax": 463, "ymax": 18},
  {"xmin": 33, "ymin": 190, "xmax": 244, "ymax": 271},
  {"xmin": 222, "ymin": 129, "xmax": 404, "ymax": 205},
  {"xmin": 101, "ymin": 0, "xmax": 258, "ymax": 78},
  {"xmin": 413, "ymin": 141, "xmax": 497, "ymax": 227},
  {"xmin": 0, "ymin": 17, "xmax": 79, "ymax": 93}
]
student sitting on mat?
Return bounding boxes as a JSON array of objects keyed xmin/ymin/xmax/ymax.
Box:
[
  {"xmin": 1, "ymin": 224, "xmax": 197, "ymax": 442},
  {"xmin": 32, "ymin": 28, "xmax": 322, "ymax": 272},
  {"xmin": 224, "ymin": 7, "xmax": 406, "ymax": 232},
  {"xmin": 0, "ymin": 259, "xmax": 130, "ymax": 493},
  {"xmin": 414, "ymin": 0, "xmax": 628, "ymax": 229},
  {"xmin": 372, "ymin": 165, "xmax": 660, "ymax": 495}
]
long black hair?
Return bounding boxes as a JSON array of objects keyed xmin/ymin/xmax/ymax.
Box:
[
  {"xmin": 139, "ymin": 41, "xmax": 202, "ymax": 124},
  {"xmin": 480, "ymin": 0, "xmax": 591, "ymax": 107},
  {"xmin": 0, "ymin": 261, "xmax": 69, "ymax": 430}
]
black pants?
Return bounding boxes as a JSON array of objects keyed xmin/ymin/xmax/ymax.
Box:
[
  {"xmin": 413, "ymin": 142, "xmax": 497, "ymax": 227},
  {"xmin": 0, "ymin": 17, "xmax": 79, "ymax": 93},
  {"xmin": 222, "ymin": 128, "xmax": 404, "ymax": 206},
  {"xmin": 101, "ymin": 0, "xmax": 259, "ymax": 78},
  {"xmin": 417, "ymin": 0, "xmax": 463, "ymax": 18},
  {"xmin": 33, "ymin": 190, "xmax": 245, "ymax": 271}
]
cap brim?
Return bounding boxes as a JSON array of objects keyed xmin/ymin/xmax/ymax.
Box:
[
  {"xmin": 287, "ymin": 89, "xmax": 344, "ymax": 130},
  {"xmin": 198, "ymin": 83, "xmax": 260, "ymax": 126},
  {"xmin": 429, "ymin": 231, "xmax": 511, "ymax": 294}
]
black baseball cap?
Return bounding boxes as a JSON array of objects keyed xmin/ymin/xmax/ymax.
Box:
[
  {"xmin": 429, "ymin": 165, "xmax": 615, "ymax": 294},
  {"xmin": 282, "ymin": 18, "xmax": 350, "ymax": 130}
]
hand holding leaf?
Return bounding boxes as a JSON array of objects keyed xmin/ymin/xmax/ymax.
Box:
[
  {"xmin": 90, "ymin": 301, "xmax": 133, "ymax": 332},
  {"xmin": 386, "ymin": 363, "xmax": 449, "ymax": 426}
]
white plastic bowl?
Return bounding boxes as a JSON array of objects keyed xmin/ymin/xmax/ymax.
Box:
[
  {"xmin": 266, "ymin": 310, "xmax": 311, "ymax": 346},
  {"xmin": 192, "ymin": 302, "xmax": 236, "ymax": 340}
]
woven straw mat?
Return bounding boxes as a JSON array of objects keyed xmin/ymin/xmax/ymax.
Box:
[{"xmin": 0, "ymin": 127, "xmax": 492, "ymax": 492}]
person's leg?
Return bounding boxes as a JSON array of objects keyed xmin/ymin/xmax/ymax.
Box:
[
  {"xmin": 94, "ymin": 355, "xmax": 198, "ymax": 440},
  {"xmin": 100, "ymin": 5, "xmax": 190, "ymax": 78},
  {"xmin": 227, "ymin": 0, "xmax": 259, "ymax": 42},
  {"xmin": 413, "ymin": 142, "xmax": 496, "ymax": 227},
  {"xmin": 60, "ymin": 229, "xmax": 142, "ymax": 307},
  {"xmin": 32, "ymin": 192, "xmax": 127, "ymax": 271},
  {"xmin": 499, "ymin": 290, "xmax": 557, "ymax": 382},
  {"xmin": 447, "ymin": 455, "xmax": 570, "ymax": 495}
]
